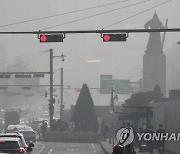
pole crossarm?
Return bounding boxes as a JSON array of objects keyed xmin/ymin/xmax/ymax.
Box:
[{"xmin": 0, "ymin": 28, "xmax": 180, "ymax": 34}]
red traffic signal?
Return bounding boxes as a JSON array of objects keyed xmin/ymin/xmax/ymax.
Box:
[
  {"xmin": 39, "ymin": 34, "xmax": 64, "ymax": 42},
  {"xmin": 103, "ymin": 34, "xmax": 111, "ymax": 41},
  {"xmin": 40, "ymin": 35, "xmax": 48, "ymax": 42},
  {"xmin": 103, "ymin": 34, "xmax": 127, "ymax": 42}
]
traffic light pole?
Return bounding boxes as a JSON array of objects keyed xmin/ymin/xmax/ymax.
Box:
[
  {"xmin": 53, "ymin": 54, "xmax": 66, "ymax": 120},
  {"xmin": 49, "ymin": 48, "xmax": 54, "ymax": 130}
]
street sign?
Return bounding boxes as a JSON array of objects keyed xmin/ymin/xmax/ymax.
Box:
[
  {"xmin": 0, "ymin": 74, "xmax": 11, "ymax": 78},
  {"xmin": 100, "ymin": 79, "xmax": 132, "ymax": 94},
  {"xmin": 15, "ymin": 74, "xmax": 31, "ymax": 78},
  {"xmin": 33, "ymin": 73, "xmax": 44, "ymax": 77},
  {"xmin": 100, "ymin": 74, "xmax": 112, "ymax": 80},
  {"xmin": 21, "ymin": 86, "xmax": 31, "ymax": 90}
]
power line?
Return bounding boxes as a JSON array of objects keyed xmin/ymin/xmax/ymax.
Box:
[
  {"xmin": 0, "ymin": 50, "xmax": 47, "ymax": 63},
  {"xmin": 0, "ymin": 0, "xmax": 132, "ymax": 29},
  {"xmin": 102, "ymin": 0, "xmax": 172, "ymax": 29},
  {"xmin": 3, "ymin": 52, "xmax": 45, "ymax": 67},
  {"xmin": 41, "ymin": 0, "xmax": 151, "ymax": 30},
  {"xmin": 0, "ymin": 50, "xmax": 48, "ymax": 70},
  {"xmin": 0, "ymin": 51, "xmax": 46, "ymax": 65}
]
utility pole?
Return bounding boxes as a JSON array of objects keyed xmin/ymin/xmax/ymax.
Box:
[
  {"xmin": 49, "ymin": 48, "xmax": 54, "ymax": 129},
  {"xmin": 60, "ymin": 67, "xmax": 64, "ymax": 120},
  {"xmin": 54, "ymin": 53, "xmax": 66, "ymax": 120}
]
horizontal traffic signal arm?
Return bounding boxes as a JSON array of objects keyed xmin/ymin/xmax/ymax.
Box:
[
  {"xmin": 0, "ymin": 28, "xmax": 180, "ymax": 34},
  {"xmin": 0, "ymin": 28, "xmax": 180, "ymax": 43}
]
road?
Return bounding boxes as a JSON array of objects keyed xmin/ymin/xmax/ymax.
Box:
[{"xmin": 32, "ymin": 142, "xmax": 105, "ymax": 154}]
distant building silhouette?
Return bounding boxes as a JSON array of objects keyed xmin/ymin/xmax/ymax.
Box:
[{"xmin": 143, "ymin": 12, "xmax": 166, "ymax": 96}]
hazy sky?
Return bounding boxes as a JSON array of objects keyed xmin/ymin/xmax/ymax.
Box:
[{"xmin": 0, "ymin": 0, "xmax": 179, "ymax": 107}]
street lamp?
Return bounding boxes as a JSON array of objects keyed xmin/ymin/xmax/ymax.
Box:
[{"xmin": 53, "ymin": 53, "xmax": 66, "ymax": 120}]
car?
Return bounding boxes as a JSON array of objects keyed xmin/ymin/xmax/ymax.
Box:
[
  {"xmin": 18, "ymin": 130, "xmax": 36, "ymax": 143},
  {"xmin": 7, "ymin": 125, "xmax": 26, "ymax": 131},
  {"xmin": 0, "ymin": 132, "xmax": 34, "ymax": 153},
  {"xmin": 17, "ymin": 126, "xmax": 36, "ymax": 143},
  {"xmin": 7, "ymin": 125, "xmax": 36, "ymax": 143},
  {"xmin": 0, "ymin": 137, "xmax": 29, "ymax": 153}
]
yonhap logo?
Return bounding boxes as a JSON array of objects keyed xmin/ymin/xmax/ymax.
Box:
[
  {"xmin": 116, "ymin": 127, "xmax": 134, "ymax": 147},
  {"xmin": 116, "ymin": 127, "xmax": 180, "ymax": 147}
]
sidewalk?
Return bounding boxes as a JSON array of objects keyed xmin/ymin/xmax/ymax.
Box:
[{"xmin": 99, "ymin": 141, "xmax": 168, "ymax": 154}]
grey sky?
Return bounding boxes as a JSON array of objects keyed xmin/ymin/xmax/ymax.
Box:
[{"xmin": 0, "ymin": 0, "xmax": 179, "ymax": 108}]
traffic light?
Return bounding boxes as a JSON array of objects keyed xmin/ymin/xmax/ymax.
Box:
[
  {"xmin": 102, "ymin": 34, "xmax": 127, "ymax": 42},
  {"xmin": 39, "ymin": 34, "xmax": 64, "ymax": 42}
]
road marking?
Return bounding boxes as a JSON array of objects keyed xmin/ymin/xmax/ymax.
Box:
[
  {"xmin": 47, "ymin": 149, "xmax": 53, "ymax": 154},
  {"xmin": 91, "ymin": 144, "xmax": 97, "ymax": 153},
  {"xmin": 37, "ymin": 142, "xmax": 45, "ymax": 154},
  {"xmin": 91, "ymin": 143, "xmax": 95, "ymax": 149}
]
